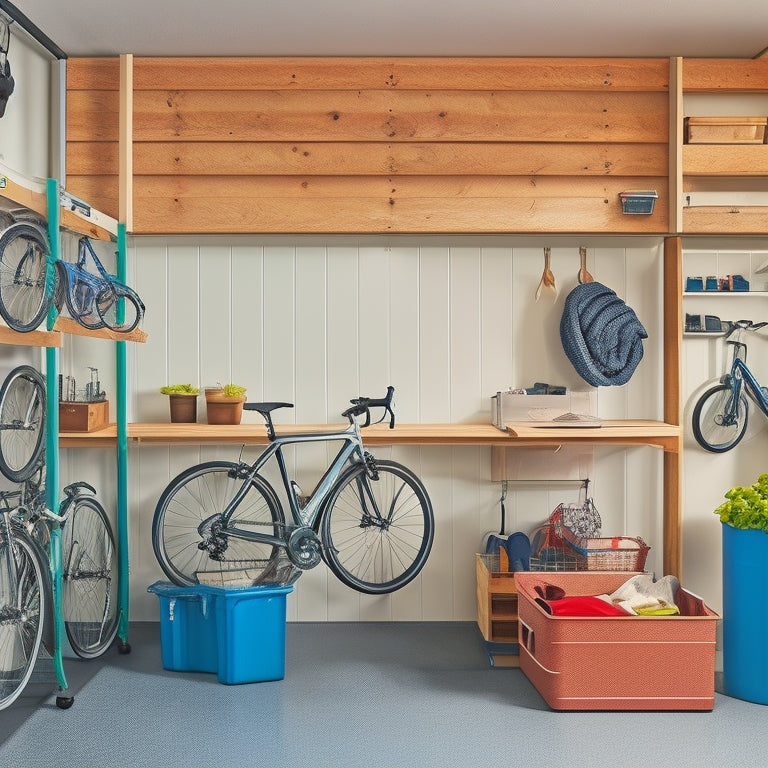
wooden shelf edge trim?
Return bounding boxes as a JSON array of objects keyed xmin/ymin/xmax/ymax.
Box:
[
  {"xmin": 0, "ymin": 324, "xmax": 62, "ymax": 347},
  {"xmin": 52, "ymin": 315, "xmax": 148, "ymax": 342},
  {"xmin": 59, "ymin": 419, "xmax": 681, "ymax": 451}
]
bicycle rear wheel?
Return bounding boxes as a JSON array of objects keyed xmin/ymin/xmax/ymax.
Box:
[
  {"xmin": 96, "ymin": 284, "xmax": 143, "ymax": 333},
  {"xmin": 0, "ymin": 527, "xmax": 46, "ymax": 710},
  {"xmin": 320, "ymin": 459, "xmax": 434, "ymax": 594},
  {"xmin": 692, "ymin": 383, "xmax": 749, "ymax": 453},
  {"xmin": 0, "ymin": 222, "xmax": 52, "ymax": 332},
  {"xmin": 60, "ymin": 494, "xmax": 119, "ymax": 659},
  {"xmin": 152, "ymin": 461, "xmax": 285, "ymax": 586},
  {"xmin": 0, "ymin": 366, "xmax": 46, "ymax": 483}
]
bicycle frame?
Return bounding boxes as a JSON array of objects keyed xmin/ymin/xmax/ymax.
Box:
[
  {"xmin": 722, "ymin": 354, "xmax": 768, "ymax": 424},
  {"xmin": 219, "ymin": 420, "xmax": 369, "ymax": 548}
]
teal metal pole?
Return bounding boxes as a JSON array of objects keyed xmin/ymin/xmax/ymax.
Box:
[
  {"xmin": 116, "ymin": 222, "xmax": 130, "ymax": 645},
  {"xmin": 45, "ymin": 178, "xmax": 67, "ymax": 692}
]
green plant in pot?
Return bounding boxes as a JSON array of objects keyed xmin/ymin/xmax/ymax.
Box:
[
  {"xmin": 205, "ymin": 383, "xmax": 247, "ymax": 425},
  {"xmin": 715, "ymin": 473, "xmax": 768, "ymax": 531},
  {"xmin": 715, "ymin": 472, "xmax": 768, "ymax": 705},
  {"xmin": 160, "ymin": 384, "xmax": 199, "ymax": 423}
]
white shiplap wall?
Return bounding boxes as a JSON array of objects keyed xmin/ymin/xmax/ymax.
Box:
[{"xmin": 58, "ymin": 235, "xmax": 677, "ymax": 621}]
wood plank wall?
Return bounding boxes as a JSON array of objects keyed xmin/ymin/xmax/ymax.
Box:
[{"xmin": 66, "ymin": 57, "xmax": 670, "ymax": 234}]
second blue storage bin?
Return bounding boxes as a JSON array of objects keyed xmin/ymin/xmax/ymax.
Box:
[{"xmin": 148, "ymin": 581, "xmax": 293, "ymax": 684}]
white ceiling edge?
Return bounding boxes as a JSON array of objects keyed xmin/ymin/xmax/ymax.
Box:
[{"xmin": 6, "ymin": 0, "xmax": 768, "ymax": 59}]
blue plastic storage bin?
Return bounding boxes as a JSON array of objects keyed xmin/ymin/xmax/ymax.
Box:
[
  {"xmin": 722, "ymin": 524, "xmax": 768, "ymax": 704},
  {"xmin": 148, "ymin": 581, "xmax": 293, "ymax": 684}
]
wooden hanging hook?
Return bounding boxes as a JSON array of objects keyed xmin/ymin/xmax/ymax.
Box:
[{"xmin": 578, "ymin": 246, "xmax": 594, "ymax": 284}]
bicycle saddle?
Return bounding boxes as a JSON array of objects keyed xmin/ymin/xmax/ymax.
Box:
[{"xmin": 243, "ymin": 401, "xmax": 294, "ymax": 416}]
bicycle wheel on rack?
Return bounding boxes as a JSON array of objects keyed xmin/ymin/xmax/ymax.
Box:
[
  {"xmin": 96, "ymin": 283, "xmax": 143, "ymax": 334},
  {"xmin": 0, "ymin": 365, "xmax": 46, "ymax": 483},
  {"xmin": 692, "ymin": 383, "xmax": 749, "ymax": 453},
  {"xmin": 60, "ymin": 494, "xmax": 119, "ymax": 659},
  {"xmin": 152, "ymin": 461, "xmax": 285, "ymax": 586},
  {"xmin": 0, "ymin": 526, "xmax": 47, "ymax": 710},
  {"xmin": 320, "ymin": 459, "xmax": 434, "ymax": 595},
  {"xmin": 0, "ymin": 222, "xmax": 52, "ymax": 333}
]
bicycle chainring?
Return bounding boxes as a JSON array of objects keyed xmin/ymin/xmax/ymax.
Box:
[{"xmin": 287, "ymin": 526, "xmax": 322, "ymax": 570}]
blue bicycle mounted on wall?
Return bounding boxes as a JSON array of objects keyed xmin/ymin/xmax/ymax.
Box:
[
  {"xmin": 0, "ymin": 216, "xmax": 144, "ymax": 334},
  {"xmin": 692, "ymin": 320, "xmax": 768, "ymax": 452}
]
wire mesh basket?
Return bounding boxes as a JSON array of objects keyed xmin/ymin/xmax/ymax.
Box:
[
  {"xmin": 563, "ymin": 534, "xmax": 650, "ymax": 572},
  {"xmin": 194, "ymin": 553, "xmax": 301, "ymax": 588}
]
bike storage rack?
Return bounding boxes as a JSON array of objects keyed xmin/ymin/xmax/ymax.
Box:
[
  {"xmin": 0, "ymin": 164, "xmax": 144, "ymax": 707},
  {"xmin": 46, "ymin": 179, "xmax": 140, "ymax": 672}
]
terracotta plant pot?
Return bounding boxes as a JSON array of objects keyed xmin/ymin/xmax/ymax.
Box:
[
  {"xmin": 168, "ymin": 393, "xmax": 198, "ymax": 423},
  {"xmin": 205, "ymin": 389, "xmax": 246, "ymax": 425}
]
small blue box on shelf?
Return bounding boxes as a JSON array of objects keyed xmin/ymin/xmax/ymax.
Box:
[
  {"xmin": 148, "ymin": 581, "xmax": 293, "ymax": 684},
  {"xmin": 618, "ymin": 190, "xmax": 658, "ymax": 214}
]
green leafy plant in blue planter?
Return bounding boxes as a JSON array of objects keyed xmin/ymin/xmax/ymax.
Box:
[{"xmin": 715, "ymin": 474, "xmax": 768, "ymax": 531}]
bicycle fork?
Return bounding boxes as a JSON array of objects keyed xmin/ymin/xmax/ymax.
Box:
[{"xmin": 718, "ymin": 374, "xmax": 745, "ymax": 427}]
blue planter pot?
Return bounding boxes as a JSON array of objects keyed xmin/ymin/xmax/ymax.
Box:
[{"xmin": 722, "ymin": 522, "xmax": 768, "ymax": 705}]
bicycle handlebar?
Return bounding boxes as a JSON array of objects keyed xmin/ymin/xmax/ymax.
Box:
[
  {"xmin": 725, "ymin": 320, "xmax": 768, "ymax": 338},
  {"xmin": 342, "ymin": 386, "xmax": 396, "ymax": 429}
]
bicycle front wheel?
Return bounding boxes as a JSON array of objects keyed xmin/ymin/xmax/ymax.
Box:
[
  {"xmin": 0, "ymin": 223, "xmax": 52, "ymax": 333},
  {"xmin": 320, "ymin": 459, "xmax": 434, "ymax": 594},
  {"xmin": 152, "ymin": 461, "xmax": 285, "ymax": 586},
  {"xmin": 0, "ymin": 527, "xmax": 46, "ymax": 710},
  {"xmin": 0, "ymin": 366, "xmax": 46, "ymax": 483},
  {"xmin": 692, "ymin": 383, "xmax": 749, "ymax": 452},
  {"xmin": 96, "ymin": 284, "xmax": 143, "ymax": 333},
  {"xmin": 60, "ymin": 495, "xmax": 119, "ymax": 659}
]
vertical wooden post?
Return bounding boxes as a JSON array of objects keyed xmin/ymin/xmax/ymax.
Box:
[
  {"xmin": 663, "ymin": 236, "xmax": 683, "ymax": 579},
  {"xmin": 669, "ymin": 57, "xmax": 683, "ymax": 234},
  {"xmin": 119, "ymin": 54, "xmax": 133, "ymax": 231}
]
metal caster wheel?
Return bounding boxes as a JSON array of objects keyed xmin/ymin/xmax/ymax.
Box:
[{"xmin": 56, "ymin": 695, "xmax": 74, "ymax": 709}]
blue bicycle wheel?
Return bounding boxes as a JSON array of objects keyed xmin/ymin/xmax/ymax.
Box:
[
  {"xmin": 0, "ymin": 223, "xmax": 52, "ymax": 333},
  {"xmin": 692, "ymin": 383, "xmax": 749, "ymax": 452}
]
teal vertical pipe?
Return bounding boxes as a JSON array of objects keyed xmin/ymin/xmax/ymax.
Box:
[
  {"xmin": 45, "ymin": 179, "xmax": 67, "ymax": 691},
  {"xmin": 116, "ymin": 222, "xmax": 130, "ymax": 644}
]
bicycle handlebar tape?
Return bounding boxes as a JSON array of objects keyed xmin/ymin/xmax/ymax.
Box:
[{"xmin": 559, "ymin": 281, "xmax": 648, "ymax": 387}]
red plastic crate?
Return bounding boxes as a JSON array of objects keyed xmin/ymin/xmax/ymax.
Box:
[{"xmin": 514, "ymin": 571, "xmax": 718, "ymax": 710}]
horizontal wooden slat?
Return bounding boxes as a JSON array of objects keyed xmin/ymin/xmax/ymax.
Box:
[
  {"xmin": 133, "ymin": 175, "xmax": 668, "ymax": 234},
  {"xmin": 66, "ymin": 90, "xmax": 119, "ymax": 141},
  {"xmin": 66, "ymin": 143, "xmax": 118, "ymax": 174},
  {"xmin": 131, "ymin": 90, "xmax": 668, "ymax": 143},
  {"xmin": 133, "ymin": 57, "xmax": 671, "ymax": 92},
  {"xmin": 683, "ymin": 207, "xmax": 768, "ymax": 233},
  {"xmin": 683, "ymin": 59, "xmax": 768, "ymax": 92},
  {"xmin": 130, "ymin": 141, "xmax": 667, "ymax": 177},
  {"xmin": 64, "ymin": 176, "xmax": 119, "ymax": 220},
  {"xmin": 66, "ymin": 58, "xmax": 120, "ymax": 90},
  {"xmin": 683, "ymin": 145, "xmax": 768, "ymax": 176}
]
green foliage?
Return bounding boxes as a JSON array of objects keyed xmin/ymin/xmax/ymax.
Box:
[
  {"xmin": 715, "ymin": 474, "xmax": 768, "ymax": 531},
  {"xmin": 160, "ymin": 384, "xmax": 199, "ymax": 395},
  {"xmin": 222, "ymin": 383, "xmax": 246, "ymax": 398}
]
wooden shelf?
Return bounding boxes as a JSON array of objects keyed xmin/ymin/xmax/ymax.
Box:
[
  {"xmin": 0, "ymin": 163, "xmax": 47, "ymax": 217},
  {"xmin": 59, "ymin": 419, "xmax": 681, "ymax": 450},
  {"xmin": 683, "ymin": 144, "xmax": 768, "ymax": 177},
  {"xmin": 504, "ymin": 419, "xmax": 681, "ymax": 452},
  {"xmin": 0, "ymin": 323, "xmax": 62, "ymax": 348},
  {"xmin": 52, "ymin": 316, "xmax": 148, "ymax": 343}
]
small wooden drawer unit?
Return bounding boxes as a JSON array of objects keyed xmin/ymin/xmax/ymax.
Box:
[
  {"xmin": 476, "ymin": 551, "xmax": 519, "ymax": 645},
  {"xmin": 59, "ymin": 400, "xmax": 109, "ymax": 432}
]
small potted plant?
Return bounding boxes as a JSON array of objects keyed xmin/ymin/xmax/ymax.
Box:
[
  {"xmin": 205, "ymin": 383, "xmax": 247, "ymax": 425},
  {"xmin": 715, "ymin": 473, "xmax": 768, "ymax": 705},
  {"xmin": 160, "ymin": 384, "xmax": 199, "ymax": 423}
]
